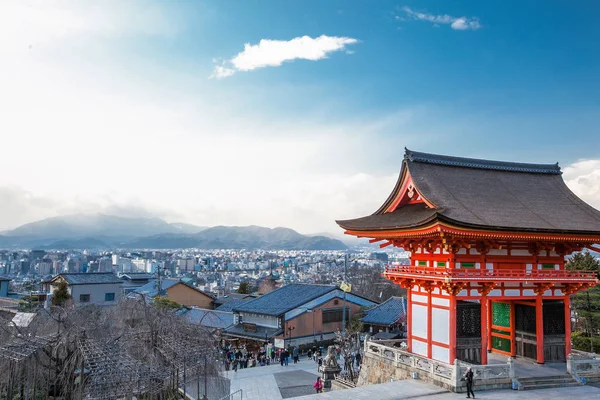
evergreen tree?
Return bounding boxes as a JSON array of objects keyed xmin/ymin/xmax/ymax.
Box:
[
  {"xmin": 566, "ymin": 251, "xmax": 600, "ymax": 351},
  {"xmin": 237, "ymin": 282, "xmax": 251, "ymax": 294},
  {"xmin": 51, "ymin": 280, "xmax": 72, "ymax": 307}
]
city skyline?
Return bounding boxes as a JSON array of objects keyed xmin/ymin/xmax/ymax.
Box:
[{"xmin": 1, "ymin": 1, "xmax": 599, "ymax": 234}]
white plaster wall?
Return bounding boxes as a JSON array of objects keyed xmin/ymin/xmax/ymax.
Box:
[
  {"xmin": 488, "ymin": 249, "xmax": 507, "ymax": 256},
  {"xmin": 486, "ymin": 263, "xmax": 493, "ymax": 270},
  {"xmin": 71, "ymin": 283, "xmax": 122, "ymax": 306},
  {"xmin": 412, "ymin": 338, "xmax": 428, "ymax": 357},
  {"xmin": 432, "ymin": 308, "xmax": 449, "ymax": 344},
  {"xmin": 488, "ymin": 289, "xmax": 502, "ymax": 297},
  {"xmin": 412, "ymin": 304, "xmax": 428, "ymax": 339},
  {"xmin": 511, "ymin": 250, "xmax": 530, "ymax": 256},
  {"xmin": 432, "ymin": 297, "xmax": 449, "ymax": 307},
  {"xmin": 504, "ymin": 283, "xmax": 519, "ymax": 287},
  {"xmin": 432, "ymin": 345, "xmax": 449, "ymax": 363},
  {"xmin": 241, "ymin": 313, "xmax": 279, "ymax": 328},
  {"xmin": 522, "ymin": 289, "xmax": 535, "ymax": 296},
  {"xmin": 457, "ymin": 249, "xmax": 467, "ymax": 255},
  {"xmin": 504, "ymin": 289, "xmax": 520, "ymax": 296},
  {"xmin": 412, "ymin": 294, "xmax": 428, "ymax": 304}
]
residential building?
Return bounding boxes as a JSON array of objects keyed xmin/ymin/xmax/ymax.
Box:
[
  {"xmin": 224, "ymin": 283, "xmax": 377, "ymax": 348},
  {"xmin": 360, "ymin": 296, "xmax": 406, "ymax": 339},
  {"xmin": 43, "ymin": 273, "xmax": 123, "ymax": 307},
  {"xmin": 133, "ymin": 279, "xmax": 216, "ymax": 308},
  {"xmin": 0, "ymin": 276, "xmax": 9, "ymax": 297}
]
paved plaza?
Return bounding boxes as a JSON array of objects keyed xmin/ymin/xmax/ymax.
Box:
[{"xmin": 223, "ymin": 359, "xmax": 600, "ymax": 400}]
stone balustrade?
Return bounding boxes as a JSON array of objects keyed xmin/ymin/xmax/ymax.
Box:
[
  {"xmin": 567, "ymin": 353, "xmax": 600, "ymax": 383},
  {"xmin": 362, "ymin": 337, "xmax": 513, "ymax": 392}
]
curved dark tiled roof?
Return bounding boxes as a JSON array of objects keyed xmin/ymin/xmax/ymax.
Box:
[
  {"xmin": 405, "ymin": 149, "xmax": 562, "ymax": 175},
  {"xmin": 233, "ymin": 284, "xmax": 337, "ymax": 316},
  {"xmin": 337, "ymin": 149, "xmax": 600, "ymax": 234},
  {"xmin": 336, "ymin": 203, "xmax": 438, "ymax": 231},
  {"xmin": 361, "ymin": 296, "xmax": 406, "ymax": 326}
]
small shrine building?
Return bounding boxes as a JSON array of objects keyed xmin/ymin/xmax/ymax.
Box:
[{"xmin": 337, "ymin": 149, "xmax": 600, "ymax": 365}]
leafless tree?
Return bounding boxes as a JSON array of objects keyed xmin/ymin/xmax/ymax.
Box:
[{"xmin": 0, "ymin": 295, "xmax": 222, "ymax": 399}]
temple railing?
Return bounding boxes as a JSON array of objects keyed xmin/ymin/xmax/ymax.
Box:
[
  {"xmin": 567, "ymin": 353, "xmax": 600, "ymax": 379},
  {"xmin": 364, "ymin": 337, "xmax": 514, "ymax": 391},
  {"xmin": 365, "ymin": 339, "xmax": 456, "ymax": 386},
  {"xmin": 384, "ymin": 266, "xmax": 598, "ymax": 283}
]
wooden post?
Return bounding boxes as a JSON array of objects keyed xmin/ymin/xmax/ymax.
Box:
[
  {"xmin": 427, "ymin": 287, "xmax": 433, "ymax": 358},
  {"xmin": 536, "ymin": 294, "xmax": 544, "ymax": 364},
  {"xmin": 564, "ymin": 295, "xmax": 572, "ymax": 358},
  {"xmin": 487, "ymin": 299, "xmax": 493, "ymax": 353},
  {"xmin": 480, "ymin": 295, "xmax": 488, "ymax": 364},
  {"xmin": 406, "ymin": 287, "xmax": 412, "ymax": 352},
  {"xmin": 449, "ymin": 294, "xmax": 457, "ymax": 363}
]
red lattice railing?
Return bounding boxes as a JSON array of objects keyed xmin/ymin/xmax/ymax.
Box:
[{"xmin": 384, "ymin": 265, "xmax": 598, "ymax": 282}]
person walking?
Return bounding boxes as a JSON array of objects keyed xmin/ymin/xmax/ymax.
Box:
[
  {"xmin": 293, "ymin": 347, "xmax": 299, "ymax": 363},
  {"xmin": 464, "ymin": 367, "xmax": 475, "ymax": 398},
  {"xmin": 284, "ymin": 349, "xmax": 290, "ymax": 366},
  {"xmin": 313, "ymin": 377, "xmax": 323, "ymax": 393},
  {"xmin": 280, "ymin": 350, "xmax": 285, "ymax": 366},
  {"xmin": 355, "ymin": 352, "xmax": 362, "ymax": 368},
  {"xmin": 232, "ymin": 358, "xmax": 238, "ymax": 372}
]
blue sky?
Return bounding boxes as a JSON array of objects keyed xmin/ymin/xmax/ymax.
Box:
[{"xmin": 0, "ymin": 1, "xmax": 599, "ymax": 233}]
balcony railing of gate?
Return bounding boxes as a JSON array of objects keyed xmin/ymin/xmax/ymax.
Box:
[{"xmin": 384, "ymin": 266, "xmax": 598, "ymax": 283}]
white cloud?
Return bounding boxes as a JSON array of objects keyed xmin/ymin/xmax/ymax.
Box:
[
  {"xmin": 402, "ymin": 6, "xmax": 481, "ymax": 30},
  {"xmin": 563, "ymin": 159, "xmax": 600, "ymax": 210},
  {"xmin": 210, "ymin": 35, "xmax": 358, "ymax": 79}
]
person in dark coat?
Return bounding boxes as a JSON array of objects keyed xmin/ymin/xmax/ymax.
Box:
[{"xmin": 464, "ymin": 367, "xmax": 475, "ymax": 398}]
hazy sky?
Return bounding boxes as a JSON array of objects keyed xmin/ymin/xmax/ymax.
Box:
[{"xmin": 1, "ymin": 0, "xmax": 600, "ymax": 234}]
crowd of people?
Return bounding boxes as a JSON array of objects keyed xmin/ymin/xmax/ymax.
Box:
[{"xmin": 221, "ymin": 343, "xmax": 363, "ymax": 375}]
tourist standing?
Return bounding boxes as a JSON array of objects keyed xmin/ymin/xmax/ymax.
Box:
[
  {"xmin": 464, "ymin": 367, "xmax": 475, "ymax": 398},
  {"xmin": 283, "ymin": 349, "xmax": 290, "ymax": 366},
  {"xmin": 355, "ymin": 352, "xmax": 362, "ymax": 367},
  {"xmin": 293, "ymin": 347, "xmax": 299, "ymax": 363}
]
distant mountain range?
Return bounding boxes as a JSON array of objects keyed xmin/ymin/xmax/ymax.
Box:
[{"xmin": 0, "ymin": 214, "xmax": 347, "ymax": 250}]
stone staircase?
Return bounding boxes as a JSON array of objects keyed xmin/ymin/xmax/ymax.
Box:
[{"xmin": 515, "ymin": 374, "xmax": 582, "ymax": 390}]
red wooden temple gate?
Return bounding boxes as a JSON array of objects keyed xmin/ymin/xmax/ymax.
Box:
[{"xmin": 337, "ymin": 149, "xmax": 600, "ymax": 364}]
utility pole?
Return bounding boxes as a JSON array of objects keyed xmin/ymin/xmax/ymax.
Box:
[
  {"xmin": 156, "ymin": 261, "xmax": 163, "ymax": 296},
  {"xmin": 342, "ymin": 253, "xmax": 348, "ymax": 337}
]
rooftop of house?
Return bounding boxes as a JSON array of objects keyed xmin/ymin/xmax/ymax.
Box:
[
  {"xmin": 119, "ymin": 273, "xmax": 153, "ymax": 281},
  {"xmin": 52, "ymin": 273, "xmax": 123, "ymax": 286},
  {"xmin": 361, "ymin": 296, "xmax": 406, "ymax": 326},
  {"xmin": 337, "ymin": 149, "xmax": 600, "ymax": 235},
  {"xmin": 132, "ymin": 279, "xmax": 215, "ymax": 299},
  {"xmin": 180, "ymin": 307, "xmax": 234, "ymax": 330},
  {"xmin": 232, "ymin": 283, "xmax": 337, "ymax": 316}
]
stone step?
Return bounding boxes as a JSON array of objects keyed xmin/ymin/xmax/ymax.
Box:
[
  {"xmin": 516, "ymin": 375, "xmax": 582, "ymax": 390},
  {"xmin": 518, "ymin": 381, "xmax": 582, "ymax": 391}
]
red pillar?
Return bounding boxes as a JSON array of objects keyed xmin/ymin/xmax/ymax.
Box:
[
  {"xmin": 480, "ymin": 295, "xmax": 488, "ymax": 364},
  {"xmin": 449, "ymin": 294, "xmax": 457, "ymax": 363},
  {"xmin": 427, "ymin": 288, "xmax": 433, "ymax": 358},
  {"xmin": 406, "ymin": 286, "xmax": 412, "ymax": 352},
  {"xmin": 487, "ymin": 299, "xmax": 493, "ymax": 352},
  {"xmin": 536, "ymin": 294, "xmax": 545, "ymax": 364},
  {"xmin": 565, "ymin": 294, "xmax": 572, "ymax": 358}
]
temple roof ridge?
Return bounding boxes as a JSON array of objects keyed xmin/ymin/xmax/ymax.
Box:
[{"xmin": 404, "ymin": 148, "xmax": 562, "ymax": 175}]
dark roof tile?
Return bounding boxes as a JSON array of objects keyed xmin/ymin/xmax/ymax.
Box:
[
  {"xmin": 233, "ymin": 284, "xmax": 337, "ymax": 316},
  {"xmin": 361, "ymin": 296, "xmax": 406, "ymax": 326}
]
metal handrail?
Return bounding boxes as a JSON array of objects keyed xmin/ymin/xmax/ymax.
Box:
[
  {"xmin": 384, "ymin": 266, "xmax": 598, "ymax": 282},
  {"xmin": 217, "ymin": 389, "xmax": 243, "ymax": 400}
]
